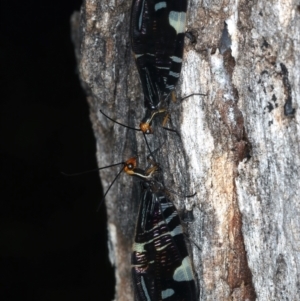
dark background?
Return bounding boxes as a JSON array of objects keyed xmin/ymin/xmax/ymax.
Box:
[{"xmin": 1, "ymin": 1, "xmax": 114, "ymax": 300}]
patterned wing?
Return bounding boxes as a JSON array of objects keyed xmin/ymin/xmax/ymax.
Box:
[
  {"xmin": 132, "ymin": 187, "xmax": 197, "ymax": 301},
  {"xmin": 130, "ymin": 0, "xmax": 188, "ymax": 110}
]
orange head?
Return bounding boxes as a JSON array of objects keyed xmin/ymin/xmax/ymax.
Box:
[
  {"xmin": 123, "ymin": 157, "xmax": 137, "ymax": 175},
  {"xmin": 139, "ymin": 122, "xmax": 153, "ymax": 134}
]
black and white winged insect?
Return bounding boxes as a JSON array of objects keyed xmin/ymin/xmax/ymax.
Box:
[
  {"xmin": 130, "ymin": 0, "xmax": 188, "ymax": 134},
  {"xmin": 124, "ymin": 157, "xmax": 197, "ymax": 301},
  {"xmin": 101, "ymin": 0, "xmax": 204, "ymax": 135},
  {"xmin": 63, "ymin": 154, "xmax": 197, "ymax": 300}
]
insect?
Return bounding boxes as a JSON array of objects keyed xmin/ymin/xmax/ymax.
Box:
[
  {"xmin": 126, "ymin": 157, "xmax": 197, "ymax": 301},
  {"xmin": 64, "ymin": 154, "xmax": 197, "ymax": 300},
  {"xmin": 100, "ymin": 1, "xmax": 205, "ymax": 135},
  {"xmin": 130, "ymin": 0, "xmax": 188, "ymax": 134}
]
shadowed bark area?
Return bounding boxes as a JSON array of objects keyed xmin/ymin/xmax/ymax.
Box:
[{"xmin": 72, "ymin": 0, "xmax": 300, "ymax": 300}]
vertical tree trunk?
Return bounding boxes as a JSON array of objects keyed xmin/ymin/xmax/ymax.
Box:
[{"xmin": 71, "ymin": 0, "xmax": 300, "ymax": 300}]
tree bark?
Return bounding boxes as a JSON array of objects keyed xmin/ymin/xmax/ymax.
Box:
[{"xmin": 71, "ymin": 0, "xmax": 300, "ymax": 300}]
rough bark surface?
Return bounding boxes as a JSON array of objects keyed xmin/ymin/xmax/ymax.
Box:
[{"xmin": 71, "ymin": 0, "xmax": 300, "ymax": 300}]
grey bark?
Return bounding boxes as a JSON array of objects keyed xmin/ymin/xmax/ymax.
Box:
[{"xmin": 71, "ymin": 0, "xmax": 300, "ymax": 300}]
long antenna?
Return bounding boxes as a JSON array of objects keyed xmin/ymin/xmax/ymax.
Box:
[
  {"xmin": 100, "ymin": 110, "xmax": 140, "ymax": 131},
  {"xmin": 100, "ymin": 109, "xmax": 155, "ymax": 158},
  {"xmin": 97, "ymin": 165, "xmax": 125, "ymax": 211},
  {"xmin": 61, "ymin": 161, "xmax": 125, "ymax": 176},
  {"xmin": 142, "ymin": 132, "xmax": 155, "ymax": 161}
]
